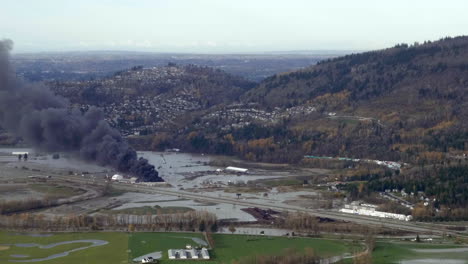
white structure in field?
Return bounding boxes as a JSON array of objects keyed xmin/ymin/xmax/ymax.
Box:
[
  {"xmin": 340, "ymin": 203, "xmax": 412, "ymax": 221},
  {"xmin": 111, "ymin": 174, "xmax": 124, "ymax": 181},
  {"xmin": 167, "ymin": 248, "xmax": 210, "ymax": 260},
  {"xmin": 225, "ymin": 166, "xmax": 248, "ymax": 173},
  {"xmin": 141, "ymin": 257, "xmax": 155, "ymax": 263},
  {"xmin": 188, "ymin": 249, "xmax": 198, "ymax": 259},
  {"xmin": 12, "ymin": 152, "xmax": 29, "ymax": 155},
  {"xmin": 168, "ymin": 249, "xmax": 176, "ymax": 259},
  {"xmin": 201, "ymin": 248, "xmax": 210, "ymax": 259},
  {"xmin": 180, "ymin": 250, "xmax": 187, "ymax": 259}
]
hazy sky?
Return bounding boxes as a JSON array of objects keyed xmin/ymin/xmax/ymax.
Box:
[{"xmin": 2, "ymin": 0, "xmax": 468, "ymax": 53}]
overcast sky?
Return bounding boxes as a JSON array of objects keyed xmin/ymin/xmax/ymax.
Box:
[{"xmin": 2, "ymin": 0, "xmax": 468, "ymax": 53}]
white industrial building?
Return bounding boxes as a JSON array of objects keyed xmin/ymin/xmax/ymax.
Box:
[
  {"xmin": 167, "ymin": 248, "xmax": 210, "ymax": 260},
  {"xmin": 225, "ymin": 166, "xmax": 248, "ymax": 173},
  {"xmin": 340, "ymin": 203, "xmax": 412, "ymax": 221}
]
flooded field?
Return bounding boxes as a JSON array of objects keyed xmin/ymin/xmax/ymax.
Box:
[
  {"xmin": 110, "ymin": 192, "xmax": 257, "ymax": 221},
  {"xmin": 373, "ymin": 241, "xmax": 468, "ymax": 264},
  {"xmin": 400, "ymin": 260, "xmax": 466, "ymax": 264},
  {"xmin": 0, "ymin": 148, "xmax": 332, "ymax": 222},
  {"xmin": 139, "ymin": 151, "xmax": 303, "ymax": 188},
  {"xmin": 0, "ymin": 184, "xmax": 42, "ymax": 201}
]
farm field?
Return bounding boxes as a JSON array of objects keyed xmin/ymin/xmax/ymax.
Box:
[
  {"xmin": 372, "ymin": 241, "xmax": 468, "ymax": 264},
  {"xmin": 0, "ymin": 231, "xmax": 357, "ymax": 264},
  {"xmin": 5, "ymin": 230, "xmax": 465, "ymax": 264},
  {"xmin": 0, "ymin": 232, "xmax": 128, "ymax": 264},
  {"xmin": 129, "ymin": 232, "xmax": 355, "ymax": 263}
]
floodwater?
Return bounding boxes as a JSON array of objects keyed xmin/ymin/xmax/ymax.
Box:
[
  {"xmin": 30, "ymin": 156, "xmax": 111, "ymax": 173},
  {"xmin": 0, "ymin": 148, "xmax": 324, "ymax": 221},
  {"xmin": 0, "ymin": 147, "xmax": 110, "ymax": 173},
  {"xmin": 108, "ymin": 152, "xmax": 319, "ymax": 221},
  {"xmin": 397, "ymin": 247, "xmax": 468, "ymax": 264},
  {"xmin": 412, "ymin": 248, "xmax": 468, "ymax": 253},
  {"xmin": 113, "ymin": 192, "xmax": 257, "ymax": 222},
  {"xmin": 399, "ymin": 260, "xmax": 466, "ymax": 264},
  {"xmin": 0, "ymin": 186, "xmax": 47, "ymax": 202},
  {"xmin": 139, "ymin": 151, "xmax": 293, "ymax": 188},
  {"xmin": 1, "ymin": 149, "xmax": 295, "ymax": 185}
]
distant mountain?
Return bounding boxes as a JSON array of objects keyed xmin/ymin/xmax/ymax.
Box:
[{"xmin": 12, "ymin": 52, "xmax": 336, "ymax": 82}]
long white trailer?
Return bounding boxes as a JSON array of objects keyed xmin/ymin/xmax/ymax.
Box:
[{"xmin": 225, "ymin": 166, "xmax": 248, "ymax": 173}]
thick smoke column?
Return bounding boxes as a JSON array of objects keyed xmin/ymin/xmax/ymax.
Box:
[{"xmin": 0, "ymin": 40, "xmax": 162, "ymax": 182}]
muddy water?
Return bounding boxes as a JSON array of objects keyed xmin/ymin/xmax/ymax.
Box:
[
  {"xmin": 0, "ymin": 147, "xmax": 110, "ymax": 173},
  {"xmin": 1, "ymin": 148, "xmax": 321, "ymax": 221},
  {"xmin": 412, "ymin": 248, "xmax": 468, "ymax": 253},
  {"xmin": 0, "ymin": 187, "xmax": 46, "ymax": 202},
  {"xmin": 113, "ymin": 152, "xmax": 321, "ymax": 221},
  {"xmin": 0, "ymin": 149, "xmax": 300, "ymax": 186},
  {"xmin": 113, "ymin": 192, "xmax": 257, "ymax": 221},
  {"xmin": 139, "ymin": 151, "xmax": 294, "ymax": 188}
]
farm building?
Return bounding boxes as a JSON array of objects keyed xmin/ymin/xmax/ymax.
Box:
[
  {"xmin": 188, "ymin": 249, "xmax": 198, "ymax": 259},
  {"xmin": 167, "ymin": 248, "xmax": 210, "ymax": 260},
  {"xmin": 201, "ymin": 248, "xmax": 210, "ymax": 259},
  {"xmin": 168, "ymin": 249, "xmax": 176, "ymax": 259}
]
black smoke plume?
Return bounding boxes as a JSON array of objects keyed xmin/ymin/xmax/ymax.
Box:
[{"xmin": 0, "ymin": 40, "xmax": 162, "ymax": 182}]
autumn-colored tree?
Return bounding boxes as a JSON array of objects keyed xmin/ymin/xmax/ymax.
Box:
[{"xmin": 228, "ymin": 224, "xmax": 236, "ymax": 234}]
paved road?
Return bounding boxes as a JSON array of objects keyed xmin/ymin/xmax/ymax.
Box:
[{"xmin": 50, "ymin": 175, "xmax": 467, "ymax": 238}]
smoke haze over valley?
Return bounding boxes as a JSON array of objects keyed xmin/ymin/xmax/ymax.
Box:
[{"xmin": 0, "ymin": 40, "xmax": 162, "ymax": 182}]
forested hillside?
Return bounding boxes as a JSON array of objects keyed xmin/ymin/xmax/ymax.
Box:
[{"xmin": 225, "ymin": 36, "xmax": 468, "ymax": 162}]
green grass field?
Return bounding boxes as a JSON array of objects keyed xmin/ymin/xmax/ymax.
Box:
[
  {"xmin": 129, "ymin": 232, "xmax": 355, "ymax": 264},
  {"xmin": 0, "ymin": 232, "xmax": 128, "ymax": 264},
  {"xmin": 209, "ymin": 234, "xmax": 352, "ymax": 263},
  {"xmin": 0, "ymin": 231, "xmax": 357, "ymax": 264},
  {"xmin": 372, "ymin": 241, "xmax": 468, "ymax": 264},
  {"xmin": 5, "ymin": 231, "xmax": 464, "ymax": 264},
  {"xmin": 129, "ymin": 232, "xmax": 207, "ymax": 263}
]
